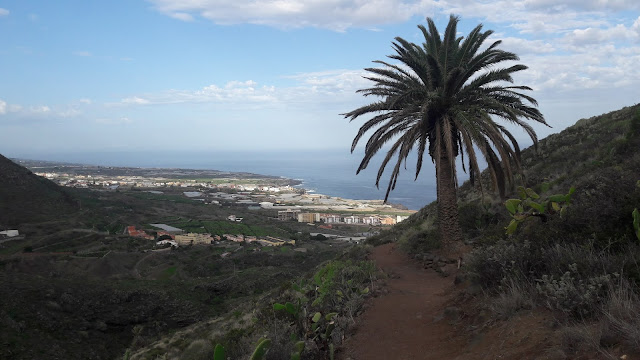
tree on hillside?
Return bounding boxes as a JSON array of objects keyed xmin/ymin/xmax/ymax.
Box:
[{"xmin": 343, "ymin": 15, "xmax": 548, "ymax": 247}]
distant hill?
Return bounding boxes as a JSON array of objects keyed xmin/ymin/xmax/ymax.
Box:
[{"xmin": 0, "ymin": 154, "xmax": 77, "ymax": 227}]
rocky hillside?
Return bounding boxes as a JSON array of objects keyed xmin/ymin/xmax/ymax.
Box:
[{"xmin": 0, "ymin": 154, "xmax": 77, "ymax": 227}]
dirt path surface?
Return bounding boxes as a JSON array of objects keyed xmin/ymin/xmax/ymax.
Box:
[
  {"xmin": 339, "ymin": 243, "xmax": 465, "ymax": 360},
  {"xmin": 338, "ymin": 243, "xmax": 575, "ymax": 360}
]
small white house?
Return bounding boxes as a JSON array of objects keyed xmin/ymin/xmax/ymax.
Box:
[{"xmin": 0, "ymin": 230, "xmax": 19, "ymax": 237}]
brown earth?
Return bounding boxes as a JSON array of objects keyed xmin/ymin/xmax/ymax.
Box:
[{"xmin": 338, "ymin": 243, "xmax": 584, "ymax": 360}]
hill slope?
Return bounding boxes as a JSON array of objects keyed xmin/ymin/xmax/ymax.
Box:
[
  {"xmin": 365, "ymin": 103, "xmax": 640, "ymax": 358},
  {"xmin": 0, "ymin": 154, "xmax": 77, "ymax": 227},
  {"xmin": 374, "ymin": 103, "xmax": 640, "ymax": 248}
]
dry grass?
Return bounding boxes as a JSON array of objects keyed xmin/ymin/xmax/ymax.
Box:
[
  {"xmin": 489, "ymin": 279, "xmax": 535, "ymax": 320},
  {"xmin": 557, "ymin": 324, "xmax": 615, "ymax": 359},
  {"xmin": 601, "ymin": 281, "xmax": 640, "ymax": 352}
]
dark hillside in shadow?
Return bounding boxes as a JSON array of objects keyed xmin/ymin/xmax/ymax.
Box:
[{"xmin": 0, "ymin": 154, "xmax": 77, "ymax": 227}]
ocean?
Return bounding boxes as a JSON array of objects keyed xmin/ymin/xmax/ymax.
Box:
[{"xmin": 15, "ymin": 149, "xmax": 471, "ymax": 210}]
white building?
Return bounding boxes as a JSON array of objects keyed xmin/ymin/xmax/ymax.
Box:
[
  {"xmin": 343, "ymin": 215, "xmax": 361, "ymax": 224},
  {"xmin": 278, "ymin": 209, "xmax": 301, "ymax": 221},
  {"xmin": 362, "ymin": 216, "xmax": 381, "ymax": 225},
  {"xmin": 396, "ymin": 215, "xmax": 410, "ymax": 223},
  {"xmin": 321, "ymin": 214, "xmax": 342, "ymax": 223},
  {"xmin": 0, "ymin": 230, "xmax": 19, "ymax": 237},
  {"xmin": 156, "ymin": 239, "xmax": 178, "ymax": 247}
]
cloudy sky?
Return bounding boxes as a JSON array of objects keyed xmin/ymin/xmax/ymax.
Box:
[{"xmin": 1, "ymin": 0, "xmax": 639, "ymax": 159}]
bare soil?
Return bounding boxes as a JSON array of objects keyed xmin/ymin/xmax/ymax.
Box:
[{"xmin": 339, "ymin": 243, "xmax": 571, "ymax": 360}]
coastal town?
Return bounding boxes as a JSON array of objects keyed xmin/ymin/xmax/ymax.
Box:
[
  {"xmin": 23, "ymin": 159, "xmax": 416, "ymax": 217},
  {"xmin": 0, "ymin": 159, "xmax": 418, "ymax": 252}
]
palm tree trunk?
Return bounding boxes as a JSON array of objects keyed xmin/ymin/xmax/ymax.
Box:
[{"xmin": 436, "ymin": 154, "xmax": 464, "ymax": 248}]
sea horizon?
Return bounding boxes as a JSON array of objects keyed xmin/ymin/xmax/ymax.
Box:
[{"xmin": 5, "ymin": 149, "xmax": 473, "ymax": 210}]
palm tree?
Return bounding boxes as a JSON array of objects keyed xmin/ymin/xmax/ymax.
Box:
[{"xmin": 343, "ymin": 15, "xmax": 548, "ymax": 246}]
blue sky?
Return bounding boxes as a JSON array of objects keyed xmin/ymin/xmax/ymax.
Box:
[{"xmin": 1, "ymin": 0, "xmax": 639, "ymax": 158}]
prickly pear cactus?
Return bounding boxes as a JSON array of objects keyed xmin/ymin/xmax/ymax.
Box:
[
  {"xmin": 250, "ymin": 338, "xmax": 271, "ymax": 360},
  {"xmin": 213, "ymin": 344, "xmax": 225, "ymax": 360},
  {"xmin": 505, "ymin": 185, "xmax": 575, "ymax": 235}
]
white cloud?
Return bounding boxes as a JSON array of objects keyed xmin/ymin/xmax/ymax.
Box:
[
  {"xmin": 117, "ymin": 80, "xmax": 278, "ymax": 105},
  {"xmin": 114, "ymin": 71, "xmax": 371, "ymax": 110},
  {"xmin": 497, "ymin": 36, "xmax": 555, "ymax": 54},
  {"xmin": 565, "ymin": 21, "xmax": 640, "ymax": 47},
  {"xmin": 30, "ymin": 105, "xmax": 51, "ymax": 114},
  {"xmin": 0, "ymin": 8, "xmax": 9, "ymax": 17},
  {"xmin": 284, "ymin": 70, "xmax": 369, "ymax": 95},
  {"xmin": 145, "ymin": 0, "xmax": 639, "ymax": 42},
  {"xmin": 170, "ymin": 12, "xmax": 194, "ymax": 21},
  {"xmin": 59, "ymin": 108, "xmax": 82, "ymax": 118},
  {"xmin": 121, "ymin": 96, "xmax": 151, "ymax": 105},
  {"xmin": 79, "ymin": 98, "xmax": 92, "ymax": 104},
  {"xmin": 523, "ymin": 0, "xmax": 640, "ymax": 12},
  {"xmin": 148, "ymin": 0, "xmax": 436, "ymax": 30},
  {"xmin": 0, "ymin": 100, "xmax": 85, "ymax": 122},
  {"xmin": 73, "ymin": 50, "xmax": 92, "ymax": 57}
]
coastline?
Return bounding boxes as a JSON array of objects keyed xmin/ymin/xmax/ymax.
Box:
[{"xmin": 13, "ymin": 157, "xmax": 417, "ymax": 215}]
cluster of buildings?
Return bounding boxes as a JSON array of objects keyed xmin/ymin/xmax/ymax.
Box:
[
  {"xmin": 277, "ymin": 210, "xmax": 409, "ymax": 226},
  {"xmin": 33, "ymin": 170, "xmax": 417, "ymax": 223},
  {"xmin": 126, "ymin": 225, "xmax": 295, "ymax": 248},
  {"xmin": 36, "ymin": 171, "xmax": 297, "ymax": 193},
  {"xmin": 213, "ymin": 234, "xmax": 295, "ymax": 247}
]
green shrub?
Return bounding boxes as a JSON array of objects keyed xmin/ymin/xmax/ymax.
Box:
[
  {"xmin": 466, "ymin": 239, "xmax": 635, "ymax": 320},
  {"xmin": 466, "ymin": 240, "xmax": 541, "ymax": 290},
  {"xmin": 470, "ymin": 241, "xmax": 623, "ymax": 287},
  {"xmin": 398, "ymin": 226, "xmax": 441, "ymax": 254},
  {"xmin": 536, "ymin": 263, "xmax": 615, "ymax": 319},
  {"xmin": 269, "ymin": 257, "xmax": 376, "ymax": 358},
  {"xmin": 458, "ymin": 200, "xmax": 502, "ymax": 238}
]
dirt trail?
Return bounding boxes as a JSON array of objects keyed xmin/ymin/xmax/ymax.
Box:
[
  {"xmin": 339, "ymin": 243, "xmax": 466, "ymax": 360},
  {"xmin": 338, "ymin": 243, "xmax": 569, "ymax": 360}
]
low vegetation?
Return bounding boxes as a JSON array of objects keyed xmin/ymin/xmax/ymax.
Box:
[
  {"xmin": 0, "ymin": 156, "xmax": 367, "ymax": 359},
  {"xmin": 369, "ymin": 104, "xmax": 640, "ymax": 357},
  {"xmin": 128, "ymin": 246, "xmax": 378, "ymax": 360}
]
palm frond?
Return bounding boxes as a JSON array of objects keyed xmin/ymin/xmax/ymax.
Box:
[{"xmin": 344, "ymin": 14, "xmax": 545, "ymax": 203}]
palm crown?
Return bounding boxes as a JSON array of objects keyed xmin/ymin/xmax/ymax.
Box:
[{"xmin": 345, "ymin": 15, "xmax": 548, "ymax": 200}]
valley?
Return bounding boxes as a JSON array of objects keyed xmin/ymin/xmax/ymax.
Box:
[{"xmin": 0, "ymin": 159, "xmax": 370, "ymax": 359}]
